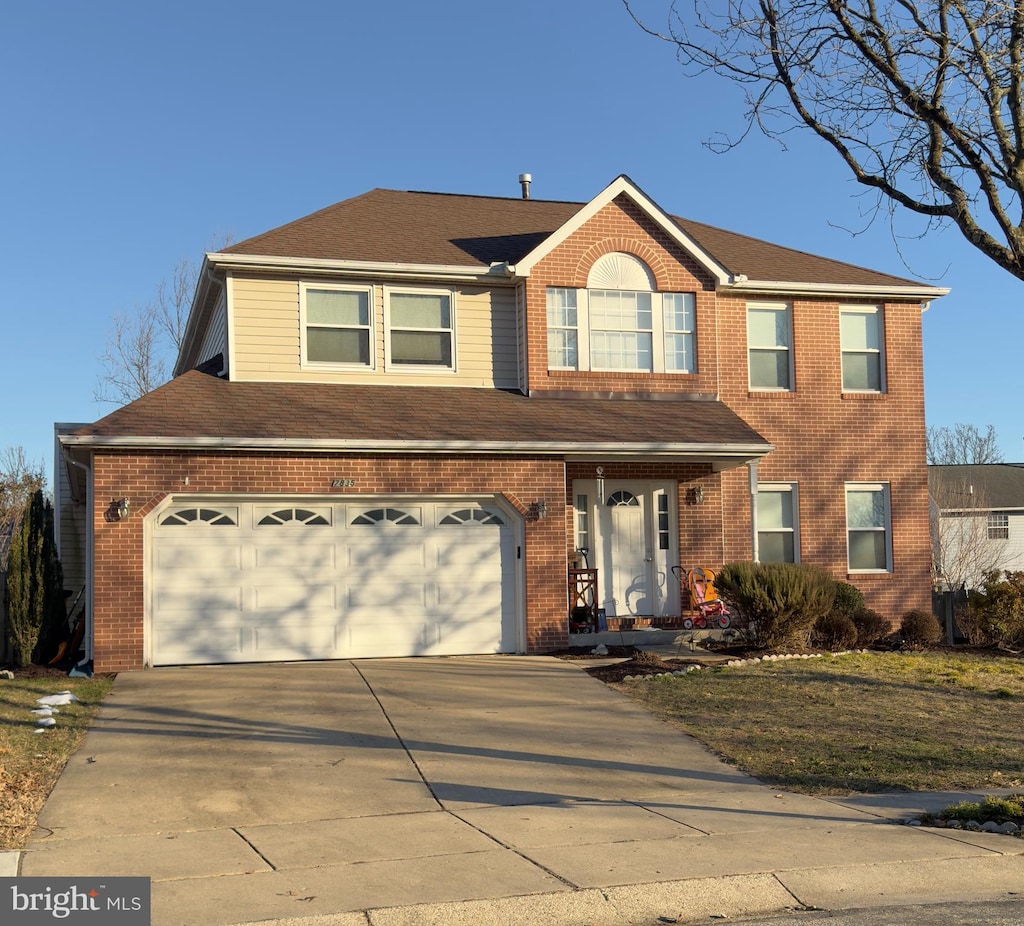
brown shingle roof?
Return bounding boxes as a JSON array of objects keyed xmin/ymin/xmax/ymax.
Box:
[
  {"xmin": 70, "ymin": 371, "xmax": 770, "ymax": 454},
  {"xmin": 930, "ymin": 464, "xmax": 1024, "ymax": 510},
  {"xmin": 223, "ymin": 187, "xmax": 922, "ymax": 289}
]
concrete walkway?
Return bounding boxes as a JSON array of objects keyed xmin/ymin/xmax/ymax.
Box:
[{"xmin": 13, "ymin": 657, "xmax": 1024, "ymax": 925}]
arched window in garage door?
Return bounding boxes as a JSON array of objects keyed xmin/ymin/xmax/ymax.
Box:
[
  {"xmin": 349, "ymin": 507, "xmax": 421, "ymax": 525},
  {"xmin": 158, "ymin": 508, "xmax": 238, "ymax": 526},
  {"xmin": 256, "ymin": 507, "xmax": 331, "ymax": 526},
  {"xmin": 438, "ymin": 508, "xmax": 506, "ymax": 526}
]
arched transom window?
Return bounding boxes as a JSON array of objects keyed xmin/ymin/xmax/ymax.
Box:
[{"xmin": 546, "ymin": 252, "xmax": 695, "ymax": 374}]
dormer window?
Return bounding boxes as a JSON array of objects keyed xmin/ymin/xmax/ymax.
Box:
[
  {"xmin": 385, "ymin": 287, "xmax": 456, "ymax": 371},
  {"xmin": 546, "ymin": 253, "xmax": 695, "ymax": 373},
  {"xmin": 301, "ymin": 284, "xmax": 373, "ymax": 368}
]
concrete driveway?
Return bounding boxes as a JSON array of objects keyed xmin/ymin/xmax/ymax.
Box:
[{"xmin": 20, "ymin": 657, "xmax": 1024, "ymax": 926}]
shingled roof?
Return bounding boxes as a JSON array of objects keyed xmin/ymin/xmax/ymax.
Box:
[
  {"xmin": 66, "ymin": 370, "xmax": 771, "ymax": 459},
  {"xmin": 222, "ymin": 186, "xmax": 926, "ymax": 289},
  {"xmin": 930, "ymin": 464, "xmax": 1024, "ymax": 511}
]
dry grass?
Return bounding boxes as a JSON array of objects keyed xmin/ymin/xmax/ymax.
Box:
[
  {"xmin": 0, "ymin": 675, "xmax": 113, "ymax": 849},
  {"xmin": 612, "ymin": 651, "xmax": 1024, "ymax": 794}
]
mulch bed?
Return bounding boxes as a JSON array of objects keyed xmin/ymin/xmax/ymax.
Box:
[{"xmin": 549, "ymin": 642, "xmax": 764, "ymax": 684}]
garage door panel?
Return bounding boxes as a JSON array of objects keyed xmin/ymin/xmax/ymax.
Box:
[
  {"xmin": 156, "ymin": 585, "xmax": 243, "ymax": 612},
  {"xmin": 344, "ymin": 581, "xmax": 428, "ymax": 611},
  {"xmin": 435, "ymin": 538, "xmax": 502, "ymax": 568},
  {"xmin": 345, "ymin": 543, "xmax": 426, "ymax": 569},
  {"xmin": 151, "ymin": 498, "xmax": 517, "ymax": 665},
  {"xmin": 153, "ymin": 623, "xmax": 245, "ymax": 662},
  {"xmin": 255, "ymin": 545, "xmax": 336, "ymax": 569},
  {"xmin": 253, "ymin": 584, "xmax": 336, "ymax": 611},
  {"xmin": 253, "ymin": 621, "xmax": 340, "ymax": 659},
  {"xmin": 156, "ymin": 544, "xmax": 243, "ymax": 571},
  {"xmin": 434, "ymin": 581, "xmax": 502, "ymax": 610},
  {"xmin": 343, "ymin": 619, "xmax": 427, "ymax": 657}
]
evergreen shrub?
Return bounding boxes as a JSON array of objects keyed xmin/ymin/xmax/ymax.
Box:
[
  {"xmin": 715, "ymin": 561, "xmax": 837, "ymax": 651},
  {"xmin": 899, "ymin": 609, "xmax": 943, "ymax": 648},
  {"xmin": 962, "ymin": 571, "xmax": 1024, "ymax": 648}
]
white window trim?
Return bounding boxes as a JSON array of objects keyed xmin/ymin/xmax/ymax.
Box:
[
  {"xmin": 747, "ymin": 301, "xmax": 794, "ymax": 392},
  {"xmin": 547, "ymin": 287, "xmax": 580, "ymax": 371},
  {"xmin": 845, "ymin": 482, "xmax": 893, "ymax": 573},
  {"xmin": 383, "ymin": 285, "xmax": 457, "ymax": 373},
  {"xmin": 840, "ymin": 304, "xmax": 886, "ymax": 393},
  {"xmin": 987, "ymin": 511, "xmax": 1010, "ymax": 540},
  {"xmin": 299, "ymin": 282, "xmax": 375, "ymax": 370},
  {"xmin": 756, "ymin": 483, "xmax": 800, "ymax": 563},
  {"xmin": 545, "ymin": 287, "xmax": 696, "ymax": 374}
]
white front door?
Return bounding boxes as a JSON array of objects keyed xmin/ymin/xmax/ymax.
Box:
[{"xmin": 574, "ymin": 481, "xmax": 678, "ymax": 619}]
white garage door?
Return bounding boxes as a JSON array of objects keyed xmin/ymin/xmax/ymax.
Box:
[{"xmin": 148, "ymin": 498, "xmax": 519, "ymax": 665}]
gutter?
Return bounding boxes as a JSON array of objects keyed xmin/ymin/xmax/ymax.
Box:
[
  {"xmin": 725, "ymin": 277, "xmax": 949, "ymax": 300},
  {"xmin": 59, "ymin": 434, "xmax": 774, "ymax": 459},
  {"xmin": 206, "ymin": 252, "xmax": 514, "ymax": 284}
]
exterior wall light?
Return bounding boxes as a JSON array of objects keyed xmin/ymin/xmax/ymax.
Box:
[
  {"xmin": 116, "ymin": 498, "xmax": 131, "ymax": 519},
  {"xmin": 689, "ymin": 486, "xmax": 704, "ymax": 506}
]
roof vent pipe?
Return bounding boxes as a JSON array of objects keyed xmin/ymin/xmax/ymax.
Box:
[{"xmin": 518, "ymin": 173, "xmax": 532, "ymax": 200}]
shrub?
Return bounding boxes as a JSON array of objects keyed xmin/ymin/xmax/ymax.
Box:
[
  {"xmin": 832, "ymin": 582, "xmax": 865, "ymax": 620},
  {"xmin": 961, "ymin": 571, "xmax": 1024, "ymax": 649},
  {"xmin": 852, "ymin": 608, "xmax": 891, "ymax": 647},
  {"xmin": 4, "ymin": 489, "xmax": 65, "ymax": 667},
  {"xmin": 900, "ymin": 609, "xmax": 943, "ymax": 648},
  {"xmin": 715, "ymin": 561, "xmax": 837, "ymax": 651},
  {"xmin": 811, "ymin": 612, "xmax": 858, "ymax": 651}
]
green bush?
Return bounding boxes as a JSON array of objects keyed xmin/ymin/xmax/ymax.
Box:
[
  {"xmin": 852, "ymin": 608, "xmax": 892, "ymax": 647},
  {"xmin": 715, "ymin": 562, "xmax": 837, "ymax": 651},
  {"xmin": 832, "ymin": 582, "xmax": 865, "ymax": 620},
  {"xmin": 900, "ymin": 609, "xmax": 943, "ymax": 648},
  {"xmin": 811, "ymin": 612, "xmax": 858, "ymax": 651},
  {"xmin": 961, "ymin": 571, "xmax": 1024, "ymax": 649},
  {"xmin": 4, "ymin": 490, "xmax": 65, "ymax": 667}
]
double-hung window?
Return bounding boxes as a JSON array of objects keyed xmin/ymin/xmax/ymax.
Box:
[
  {"xmin": 545, "ymin": 287, "xmax": 696, "ymax": 373},
  {"xmin": 386, "ymin": 288, "xmax": 455, "ymax": 369},
  {"xmin": 846, "ymin": 483, "xmax": 892, "ymax": 572},
  {"xmin": 756, "ymin": 484, "xmax": 799, "ymax": 563},
  {"xmin": 747, "ymin": 302, "xmax": 793, "ymax": 390},
  {"xmin": 663, "ymin": 293, "xmax": 696, "ymax": 372},
  {"xmin": 841, "ymin": 306, "xmax": 885, "ymax": 392},
  {"xmin": 988, "ymin": 512, "xmax": 1009, "ymax": 540},
  {"xmin": 589, "ymin": 289, "xmax": 653, "ymax": 371},
  {"xmin": 302, "ymin": 284, "xmax": 373, "ymax": 367},
  {"xmin": 547, "ymin": 288, "xmax": 578, "ymax": 369}
]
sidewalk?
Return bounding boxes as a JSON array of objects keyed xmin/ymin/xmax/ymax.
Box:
[{"xmin": 11, "ymin": 657, "xmax": 1024, "ymax": 925}]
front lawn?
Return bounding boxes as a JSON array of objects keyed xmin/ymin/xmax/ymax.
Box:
[
  {"xmin": 604, "ymin": 651, "xmax": 1024, "ymax": 794},
  {"xmin": 0, "ymin": 674, "xmax": 113, "ymax": 850}
]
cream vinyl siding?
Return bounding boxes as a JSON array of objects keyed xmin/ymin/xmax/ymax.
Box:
[
  {"xmin": 53, "ymin": 454, "xmax": 87, "ymax": 597},
  {"xmin": 197, "ymin": 290, "xmax": 228, "ymax": 367},
  {"xmin": 229, "ymin": 276, "xmax": 518, "ymax": 387}
]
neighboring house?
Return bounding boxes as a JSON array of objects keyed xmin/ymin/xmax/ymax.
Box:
[
  {"xmin": 55, "ymin": 175, "xmax": 948, "ymax": 672},
  {"xmin": 929, "ymin": 463, "xmax": 1024, "ymax": 591}
]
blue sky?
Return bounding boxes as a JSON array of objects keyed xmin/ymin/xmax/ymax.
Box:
[{"xmin": 2, "ymin": 1, "xmax": 1020, "ymax": 481}]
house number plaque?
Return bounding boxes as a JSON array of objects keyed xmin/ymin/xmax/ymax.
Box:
[{"xmin": 331, "ymin": 479, "xmax": 355, "ymax": 488}]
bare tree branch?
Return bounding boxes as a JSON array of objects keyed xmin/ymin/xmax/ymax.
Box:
[
  {"xmin": 0, "ymin": 446, "xmax": 45, "ymax": 539},
  {"xmin": 624, "ymin": 0, "xmax": 1024, "ymax": 280},
  {"xmin": 926, "ymin": 422, "xmax": 1005, "ymax": 464},
  {"xmin": 94, "ymin": 305, "xmax": 167, "ymax": 406},
  {"xmin": 95, "ymin": 235, "xmax": 231, "ymax": 406}
]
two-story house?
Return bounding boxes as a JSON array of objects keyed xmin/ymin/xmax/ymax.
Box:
[{"xmin": 55, "ymin": 175, "xmax": 948, "ymax": 672}]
